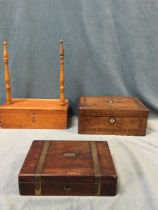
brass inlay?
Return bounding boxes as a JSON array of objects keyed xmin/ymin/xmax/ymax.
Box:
[
  {"xmin": 35, "ymin": 141, "xmax": 50, "ymax": 195},
  {"xmin": 64, "ymin": 152, "xmax": 76, "ymax": 157},
  {"xmin": 90, "ymin": 141, "xmax": 101, "ymax": 196}
]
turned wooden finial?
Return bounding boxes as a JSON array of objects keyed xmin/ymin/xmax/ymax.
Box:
[
  {"xmin": 3, "ymin": 41, "xmax": 12, "ymax": 104},
  {"xmin": 59, "ymin": 39, "xmax": 65, "ymax": 105}
]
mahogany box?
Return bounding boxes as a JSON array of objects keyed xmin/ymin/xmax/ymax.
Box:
[
  {"xmin": 78, "ymin": 96, "xmax": 149, "ymax": 136},
  {"xmin": 18, "ymin": 140, "xmax": 117, "ymax": 196}
]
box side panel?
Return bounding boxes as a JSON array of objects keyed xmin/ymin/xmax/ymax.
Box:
[
  {"xmin": 19, "ymin": 182, "xmax": 109, "ymax": 196},
  {"xmin": 97, "ymin": 142, "xmax": 117, "ymax": 178},
  {"xmin": 41, "ymin": 183, "xmax": 98, "ymax": 196},
  {"xmin": 19, "ymin": 182, "xmax": 35, "ymax": 195},
  {"xmin": 19, "ymin": 181, "xmax": 117, "ymax": 196},
  {"xmin": 78, "ymin": 116, "xmax": 147, "ymax": 136},
  {"xmin": 0, "ymin": 113, "xmax": 67, "ymax": 129},
  {"xmin": 96, "ymin": 142, "xmax": 117, "ymax": 195},
  {"xmin": 100, "ymin": 179, "xmax": 117, "ymax": 196}
]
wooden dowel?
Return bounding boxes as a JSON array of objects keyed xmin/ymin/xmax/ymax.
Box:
[
  {"xmin": 3, "ymin": 41, "xmax": 12, "ymax": 104},
  {"xmin": 59, "ymin": 39, "xmax": 65, "ymax": 105}
]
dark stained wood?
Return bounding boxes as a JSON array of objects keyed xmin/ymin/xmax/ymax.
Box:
[
  {"xmin": 18, "ymin": 140, "xmax": 117, "ymax": 196},
  {"xmin": 78, "ymin": 96, "xmax": 149, "ymax": 136}
]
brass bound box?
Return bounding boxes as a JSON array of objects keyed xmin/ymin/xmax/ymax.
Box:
[
  {"xmin": 18, "ymin": 140, "xmax": 117, "ymax": 196},
  {"xmin": 78, "ymin": 96, "xmax": 149, "ymax": 136}
]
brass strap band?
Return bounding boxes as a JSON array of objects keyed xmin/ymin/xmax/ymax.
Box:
[
  {"xmin": 90, "ymin": 141, "xmax": 101, "ymax": 196},
  {"xmin": 35, "ymin": 141, "xmax": 50, "ymax": 195}
]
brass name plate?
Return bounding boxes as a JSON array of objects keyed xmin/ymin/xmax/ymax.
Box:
[{"xmin": 64, "ymin": 152, "xmax": 76, "ymax": 157}]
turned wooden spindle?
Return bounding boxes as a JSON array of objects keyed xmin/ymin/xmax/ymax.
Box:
[
  {"xmin": 3, "ymin": 41, "xmax": 12, "ymax": 104},
  {"xmin": 59, "ymin": 40, "xmax": 65, "ymax": 105}
]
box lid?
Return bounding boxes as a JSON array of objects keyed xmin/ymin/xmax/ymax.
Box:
[
  {"xmin": 0, "ymin": 98, "xmax": 69, "ymax": 115},
  {"xmin": 79, "ymin": 96, "xmax": 149, "ymax": 117},
  {"xmin": 19, "ymin": 140, "xmax": 117, "ymax": 185}
]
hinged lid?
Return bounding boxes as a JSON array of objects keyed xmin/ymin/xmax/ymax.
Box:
[
  {"xmin": 0, "ymin": 98, "xmax": 69, "ymax": 115},
  {"xmin": 19, "ymin": 140, "xmax": 117, "ymax": 187},
  {"xmin": 79, "ymin": 96, "xmax": 149, "ymax": 117}
]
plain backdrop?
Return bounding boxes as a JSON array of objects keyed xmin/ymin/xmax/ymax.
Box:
[
  {"xmin": 0, "ymin": 0, "xmax": 158, "ymax": 115},
  {"xmin": 0, "ymin": 2, "xmax": 158, "ymax": 210}
]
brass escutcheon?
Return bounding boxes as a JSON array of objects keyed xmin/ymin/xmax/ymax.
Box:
[
  {"xmin": 109, "ymin": 118, "xmax": 115, "ymax": 124},
  {"xmin": 107, "ymin": 100, "xmax": 113, "ymax": 103},
  {"xmin": 64, "ymin": 152, "xmax": 76, "ymax": 157}
]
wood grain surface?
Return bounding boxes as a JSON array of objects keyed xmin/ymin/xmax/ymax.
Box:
[
  {"xmin": 0, "ymin": 99, "xmax": 69, "ymax": 129},
  {"xmin": 19, "ymin": 140, "xmax": 117, "ymax": 196},
  {"xmin": 0, "ymin": 40, "xmax": 69, "ymax": 129},
  {"xmin": 78, "ymin": 96, "xmax": 149, "ymax": 136}
]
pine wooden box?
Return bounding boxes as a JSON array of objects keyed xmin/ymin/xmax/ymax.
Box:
[
  {"xmin": 0, "ymin": 98, "xmax": 69, "ymax": 129},
  {"xmin": 18, "ymin": 140, "xmax": 117, "ymax": 196},
  {"xmin": 0, "ymin": 40, "xmax": 69, "ymax": 129},
  {"xmin": 78, "ymin": 96, "xmax": 149, "ymax": 136}
]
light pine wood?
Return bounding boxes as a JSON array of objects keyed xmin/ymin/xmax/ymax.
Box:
[
  {"xmin": 3, "ymin": 41, "xmax": 12, "ymax": 104},
  {"xmin": 0, "ymin": 98, "xmax": 69, "ymax": 128},
  {"xmin": 59, "ymin": 40, "xmax": 65, "ymax": 105},
  {"xmin": 0, "ymin": 40, "xmax": 69, "ymax": 129},
  {"xmin": 0, "ymin": 98, "xmax": 69, "ymax": 111}
]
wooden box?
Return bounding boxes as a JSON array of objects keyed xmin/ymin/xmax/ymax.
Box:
[
  {"xmin": 0, "ymin": 98, "xmax": 69, "ymax": 129},
  {"xmin": 0, "ymin": 40, "xmax": 69, "ymax": 129},
  {"xmin": 78, "ymin": 96, "xmax": 149, "ymax": 136},
  {"xmin": 18, "ymin": 140, "xmax": 117, "ymax": 196}
]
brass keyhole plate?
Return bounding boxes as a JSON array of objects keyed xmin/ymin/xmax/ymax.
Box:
[{"xmin": 109, "ymin": 118, "xmax": 115, "ymax": 124}]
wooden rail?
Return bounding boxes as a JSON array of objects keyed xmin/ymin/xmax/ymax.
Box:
[
  {"xmin": 3, "ymin": 41, "xmax": 12, "ymax": 104},
  {"xmin": 59, "ymin": 40, "xmax": 65, "ymax": 105}
]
